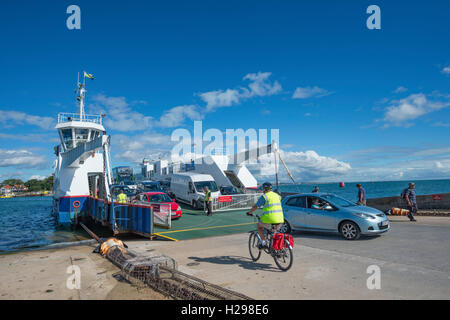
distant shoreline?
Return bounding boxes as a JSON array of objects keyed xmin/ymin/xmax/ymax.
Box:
[{"xmin": 277, "ymin": 178, "xmax": 450, "ymax": 185}]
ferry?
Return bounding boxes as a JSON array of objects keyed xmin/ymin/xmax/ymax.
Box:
[
  {"xmin": 51, "ymin": 74, "xmax": 169, "ymax": 237},
  {"xmin": 52, "ymin": 73, "xmax": 113, "ymax": 226}
]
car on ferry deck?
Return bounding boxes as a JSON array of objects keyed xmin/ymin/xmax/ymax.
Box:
[
  {"xmin": 133, "ymin": 191, "xmax": 182, "ymax": 219},
  {"xmin": 111, "ymin": 185, "xmax": 136, "ymax": 200},
  {"xmin": 219, "ymin": 185, "xmax": 243, "ymax": 195},
  {"xmin": 138, "ymin": 181, "xmax": 164, "ymax": 193},
  {"xmin": 280, "ymin": 193, "xmax": 390, "ymax": 240}
]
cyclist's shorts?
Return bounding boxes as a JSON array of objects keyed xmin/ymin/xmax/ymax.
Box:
[{"xmin": 260, "ymin": 222, "xmax": 282, "ymax": 232}]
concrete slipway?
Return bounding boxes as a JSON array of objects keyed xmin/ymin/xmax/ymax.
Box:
[{"xmin": 1, "ymin": 216, "xmax": 449, "ymax": 300}]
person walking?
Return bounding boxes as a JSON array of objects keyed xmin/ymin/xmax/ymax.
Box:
[
  {"xmin": 403, "ymin": 182, "xmax": 418, "ymax": 222},
  {"xmin": 204, "ymin": 186, "xmax": 213, "ymax": 216},
  {"xmin": 356, "ymin": 184, "xmax": 366, "ymax": 205}
]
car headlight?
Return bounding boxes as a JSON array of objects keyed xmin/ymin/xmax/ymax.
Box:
[{"xmin": 352, "ymin": 212, "xmax": 376, "ymax": 220}]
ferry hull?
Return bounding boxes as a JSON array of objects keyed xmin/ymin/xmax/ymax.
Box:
[{"xmin": 54, "ymin": 196, "xmax": 90, "ymax": 226}]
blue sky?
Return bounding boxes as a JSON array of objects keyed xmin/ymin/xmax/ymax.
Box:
[{"xmin": 0, "ymin": 0, "xmax": 449, "ymax": 182}]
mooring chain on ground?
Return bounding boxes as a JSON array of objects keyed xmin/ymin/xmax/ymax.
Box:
[{"xmin": 80, "ymin": 222, "xmax": 251, "ymax": 300}]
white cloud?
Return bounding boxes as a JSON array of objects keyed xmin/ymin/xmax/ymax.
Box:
[
  {"xmin": 383, "ymin": 93, "xmax": 450, "ymax": 126},
  {"xmin": 0, "ymin": 149, "xmax": 48, "ymax": 169},
  {"xmin": 0, "ymin": 133, "xmax": 59, "ymax": 143},
  {"xmin": 199, "ymin": 72, "xmax": 282, "ymax": 112},
  {"xmin": 112, "ymin": 133, "xmax": 173, "ymax": 164},
  {"xmin": 393, "ymin": 86, "xmax": 408, "ymax": 93},
  {"xmin": 249, "ymin": 149, "xmax": 351, "ymax": 182},
  {"xmin": 157, "ymin": 105, "xmax": 203, "ymax": 128},
  {"xmin": 0, "ymin": 110, "xmax": 54, "ymax": 130},
  {"xmin": 92, "ymin": 95, "xmax": 204, "ymax": 130},
  {"xmin": 441, "ymin": 67, "xmax": 450, "ymax": 75},
  {"xmin": 292, "ymin": 86, "xmax": 331, "ymax": 99},
  {"xmin": 91, "ymin": 94, "xmax": 154, "ymax": 132},
  {"xmin": 29, "ymin": 174, "xmax": 46, "ymax": 180},
  {"xmin": 0, "ymin": 171, "xmax": 25, "ymax": 180},
  {"xmin": 242, "ymin": 72, "xmax": 282, "ymax": 97}
]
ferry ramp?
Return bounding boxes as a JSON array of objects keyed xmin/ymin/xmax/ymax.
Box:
[{"xmin": 152, "ymin": 204, "xmax": 262, "ymax": 241}]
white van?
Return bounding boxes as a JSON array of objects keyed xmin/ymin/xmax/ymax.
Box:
[{"xmin": 170, "ymin": 173, "xmax": 219, "ymax": 209}]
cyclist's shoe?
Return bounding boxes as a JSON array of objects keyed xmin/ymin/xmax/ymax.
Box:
[{"xmin": 257, "ymin": 240, "xmax": 269, "ymax": 249}]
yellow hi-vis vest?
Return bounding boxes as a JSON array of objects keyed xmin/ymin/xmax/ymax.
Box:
[
  {"xmin": 117, "ymin": 193, "xmax": 127, "ymax": 203},
  {"xmin": 260, "ymin": 191, "xmax": 284, "ymax": 224},
  {"xmin": 204, "ymin": 190, "xmax": 211, "ymax": 202}
]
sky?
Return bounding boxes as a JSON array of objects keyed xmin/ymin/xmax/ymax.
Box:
[{"xmin": 0, "ymin": 0, "xmax": 449, "ymax": 183}]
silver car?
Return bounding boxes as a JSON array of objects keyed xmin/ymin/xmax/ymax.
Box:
[{"xmin": 280, "ymin": 193, "xmax": 390, "ymax": 240}]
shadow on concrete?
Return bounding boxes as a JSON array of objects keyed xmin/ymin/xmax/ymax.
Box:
[
  {"xmin": 187, "ymin": 255, "xmax": 281, "ymax": 272},
  {"xmin": 290, "ymin": 230, "xmax": 380, "ymax": 241}
]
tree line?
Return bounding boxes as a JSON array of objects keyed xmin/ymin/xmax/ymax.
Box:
[{"xmin": 1, "ymin": 176, "xmax": 54, "ymax": 192}]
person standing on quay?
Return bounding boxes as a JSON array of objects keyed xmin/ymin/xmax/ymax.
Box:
[{"xmin": 356, "ymin": 184, "xmax": 366, "ymax": 205}]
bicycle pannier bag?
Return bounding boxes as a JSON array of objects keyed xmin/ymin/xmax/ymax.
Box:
[
  {"xmin": 284, "ymin": 234, "xmax": 294, "ymax": 248},
  {"xmin": 272, "ymin": 233, "xmax": 284, "ymax": 250}
]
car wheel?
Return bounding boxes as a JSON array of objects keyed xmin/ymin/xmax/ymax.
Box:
[
  {"xmin": 279, "ymin": 220, "xmax": 292, "ymax": 234},
  {"xmin": 339, "ymin": 221, "xmax": 361, "ymax": 240}
]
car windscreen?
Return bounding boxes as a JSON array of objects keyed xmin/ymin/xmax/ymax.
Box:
[
  {"xmin": 222, "ymin": 186, "xmax": 242, "ymax": 194},
  {"xmin": 194, "ymin": 181, "xmax": 218, "ymax": 192},
  {"xmin": 322, "ymin": 194, "xmax": 356, "ymax": 207},
  {"xmin": 143, "ymin": 184, "xmax": 160, "ymax": 191},
  {"xmin": 112, "ymin": 187, "xmax": 132, "ymax": 194},
  {"xmin": 148, "ymin": 194, "xmax": 172, "ymax": 203}
]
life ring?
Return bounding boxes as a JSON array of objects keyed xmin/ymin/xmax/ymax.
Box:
[{"xmin": 73, "ymin": 201, "xmax": 81, "ymax": 209}]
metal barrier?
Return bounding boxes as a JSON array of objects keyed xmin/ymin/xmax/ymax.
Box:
[
  {"xmin": 86, "ymin": 197, "xmax": 154, "ymax": 237},
  {"xmin": 150, "ymin": 203, "xmax": 172, "ymax": 229},
  {"xmin": 212, "ymin": 193, "xmax": 263, "ymax": 212},
  {"xmin": 132, "ymin": 201, "xmax": 172, "ymax": 229}
]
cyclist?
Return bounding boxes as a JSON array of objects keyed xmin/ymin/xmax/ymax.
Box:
[{"xmin": 246, "ymin": 182, "xmax": 284, "ymax": 248}]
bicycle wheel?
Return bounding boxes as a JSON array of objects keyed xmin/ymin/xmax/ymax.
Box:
[
  {"xmin": 273, "ymin": 247, "xmax": 293, "ymax": 271},
  {"xmin": 248, "ymin": 232, "xmax": 262, "ymax": 261}
]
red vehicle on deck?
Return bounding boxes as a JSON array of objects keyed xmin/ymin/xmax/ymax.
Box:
[{"xmin": 133, "ymin": 191, "xmax": 182, "ymax": 219}]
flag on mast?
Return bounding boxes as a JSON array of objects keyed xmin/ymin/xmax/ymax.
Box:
[{"xmin": 83, "ymin": 71, "xmax": 94, "ymax": 80}]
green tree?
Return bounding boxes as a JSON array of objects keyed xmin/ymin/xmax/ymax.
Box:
[{"xmin": 1, "ymin": 179, "xmax": 24, "ymax": 186}]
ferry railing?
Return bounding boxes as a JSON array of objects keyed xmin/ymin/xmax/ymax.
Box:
[
  {"xmin": 211, "ymin": 193, "xmax": 263, "ymax": 212},
  {"xmin": 57, "ymin": 112, "xmax": 103, "ymax": 125}
]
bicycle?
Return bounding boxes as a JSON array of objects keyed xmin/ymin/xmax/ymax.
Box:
[{"xmin": 247, "ymin": 213, "xmax": 294, "ymax": 271}]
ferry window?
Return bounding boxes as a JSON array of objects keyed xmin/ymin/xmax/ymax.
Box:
[
  {"xmin": 75, "ymin": 129, "xmax": 88, "ymax": 140},
  {"xmin": 61, "ymin": 129, "xmax": 73, "ymax": 149}
]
